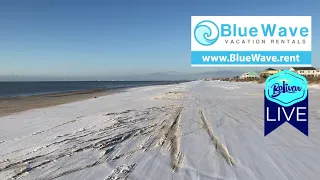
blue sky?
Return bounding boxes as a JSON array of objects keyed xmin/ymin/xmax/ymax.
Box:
[{"xmin": 0, "ymin": 0, "xmax": 319, "ymax": 79}]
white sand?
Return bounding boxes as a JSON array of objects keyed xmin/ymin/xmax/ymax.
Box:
[{"xmin": 1, "ymin": 81, "xmax": 320, "ymax": 180}]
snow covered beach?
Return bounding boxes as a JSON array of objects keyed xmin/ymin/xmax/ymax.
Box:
[{"xmin": 0, "ymin": 80, "xmax": 320, "ymax": 180}]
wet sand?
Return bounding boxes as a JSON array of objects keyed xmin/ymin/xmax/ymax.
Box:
[{"xmin": 0, "ymin": 88, "xmax": 125, "ymax": 117}]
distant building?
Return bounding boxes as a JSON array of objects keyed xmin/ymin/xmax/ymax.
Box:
[
  {"xmin": 289, "ymin": 67, "xmax": 318, "ymax": 77},
  {"xmin": 260, "ymin": 68, "xmax": 281, "ymax": 78},
  {"xmin": 240, "ymin": 71, "xmax": 259, "ymax": 79}
]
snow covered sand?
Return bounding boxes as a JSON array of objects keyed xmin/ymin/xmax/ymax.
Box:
[{"xmin": 0, "ymin": 81, "xmax": 320, "ymax": 180}]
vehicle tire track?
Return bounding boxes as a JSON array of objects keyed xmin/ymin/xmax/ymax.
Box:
[
  {"xmin": 105, "ymin": 164, "xmax": 136, "ymax": 180},
  {"xmin": 165, "ymin": 107, "xmax": 183, "ymax": 172},
  {"xmin": 1, "ymin": 105, "xmax": 172, "ymax": 180},
  {"xmin": 0, "ymin": 117, "xmax": 83, "ymax": 146},
  {"xmin": 199, "ymin": 110, "xmax": 235, "ymax": 166}
]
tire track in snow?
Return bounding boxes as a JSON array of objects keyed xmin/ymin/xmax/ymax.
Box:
[
  {"xmin": 105, "ymin": 164, "xmax": 136, "ymax": 180},
  {"xmin": 1, "ymin": 106, "xmax": 176, "ymax": 180},
  {"xmin": 199, "ymin": 110, "xmax": 235, "ymax": 166},
  {"xmin": 0, "ymin": 107, "xmax": 168, "ymax": 161},
  {"xmin": 144, "ymin": 106, "xmax": 184, "ymax": 172},
  {"xmin": 138, "ymin": 109, "xmax": 177, "ymax": 151},
  {"xmin": 206, "ymin": 97, "xmax": 263, "ymax": 129},
  {"xmin": 166, "ymin": 107, "xmax": 183, "ymax": 172},
  {"xmin": 209, "ymin": 102, "xmax": 242, "ymax": 125},
  {"xmin": 216, "ymin": 100, "xmax": 264, "ymax": 129},
  {"xmin": 0, "ymin": 116, "xmax": 84, "ymax": 146},
  {"xmin": 3, "ymin": 129, "xmax": 139, "ymax": 180},
  {"xmin": 111, "ymin": 108, "xmax": 179, "ymax": 161},
  {"xmin": 211, "ymin": 90, "xmax": 263, "ymax": 129},
  {"xmin": 129, "ymin": 107, "xmax": 185, "ymax": 179}
]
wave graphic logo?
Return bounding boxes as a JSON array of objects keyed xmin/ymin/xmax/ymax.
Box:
[{"xmin": 194, "ymin": 20, "xmax": 219, "ymax": 46}]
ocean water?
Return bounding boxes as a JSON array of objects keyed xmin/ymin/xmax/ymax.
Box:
[{"xmin": 0, "ymin": 81, "xmax": 185, "ymax": 98}]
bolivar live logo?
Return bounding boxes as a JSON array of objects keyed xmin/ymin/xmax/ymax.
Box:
[{"xmin": 264, "ymin": 70, "xmax": 308, "ymax": 136}]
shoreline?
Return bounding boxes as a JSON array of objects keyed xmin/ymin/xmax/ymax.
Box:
[{"xmin": 0, "ymin": 88, "xmax": 126, "ymax": 117}]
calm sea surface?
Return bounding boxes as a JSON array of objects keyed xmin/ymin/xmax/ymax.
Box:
[{"xmin": 0, "ymin": 81, "xmax": 186, "ymax": 98}]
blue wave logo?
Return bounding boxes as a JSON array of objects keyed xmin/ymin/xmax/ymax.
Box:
[{"xmin": 194, "ymin": 20, "xmax": 219, "ymax": 46}]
